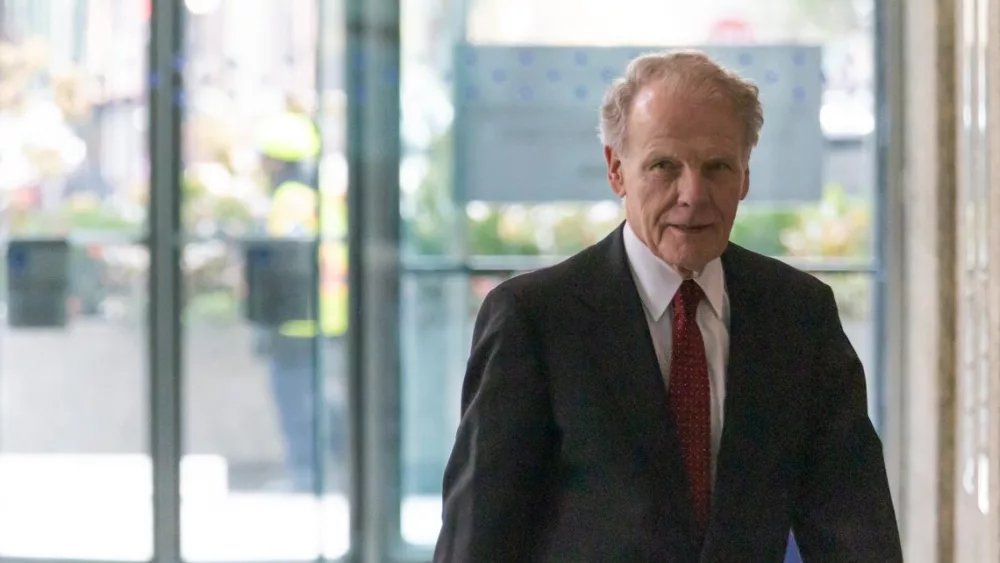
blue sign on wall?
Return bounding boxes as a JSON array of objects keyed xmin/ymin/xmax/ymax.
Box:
[{"xmin": 453, "ymin": 45, "xmax": 824, "ymax": 203}]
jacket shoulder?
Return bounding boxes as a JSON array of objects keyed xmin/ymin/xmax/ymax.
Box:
[
  {"xmin": 725, "ymin": 243, "xmax": 833, "ymax": 300},
  {"xmin": 484, "ymin": 243, "xmax": 602, "ymax": 308}
]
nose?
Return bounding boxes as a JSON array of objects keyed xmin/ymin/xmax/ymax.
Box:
[{"xmin": 676, "ymin": 165, "xmax": 710, "ymax": 207}]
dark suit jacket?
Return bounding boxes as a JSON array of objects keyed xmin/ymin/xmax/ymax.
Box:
[{"xmin": 434, "ymin": 224, "xmax": 902, "ymax": 563}]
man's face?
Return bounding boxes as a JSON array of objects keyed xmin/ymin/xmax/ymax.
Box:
[{"xmin": 604, "ymin": 81, "xmax": 750, "ymax": 276}]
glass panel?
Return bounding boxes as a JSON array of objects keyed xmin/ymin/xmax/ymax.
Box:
[
  {"xmin": 400, "ymin": 270, "xmax": 875, "ymax": 548},
  {"xmin": 180, "ymin": 1, "xmax": 349, "ymax": 560},
  {"xmin": 0, "ymin": 1, "xmax": 150, "ymax": 560},
  {"xmin": 400, "ymin": 273, "xmax": 469, "ymax": 547},
  {"xmin": 401, "ymin": 0, "xmax": 881, "ymax": 554}
]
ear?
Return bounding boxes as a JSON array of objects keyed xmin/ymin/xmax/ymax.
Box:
[
  {"xmin": 604, "ymin": 145, "xmax": 626, "ymax": 198},
  {"xmin": 739, "ymin": 167, "xmax": 750, "ymax": 200}
]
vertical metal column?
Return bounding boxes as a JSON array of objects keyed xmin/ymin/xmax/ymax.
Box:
[
  {"xmin": 148, "ymin": 1, "xmax": 185, "ymax": 562},
  {"xmin": 874, "ymin": 0, "xmax": 910, "ymax": 515},
  {"xmin": 872, "ymin": 0, "xmax": 894, "ymax": 434},
  {"xmin": 345, "ymin": 0, "xmax": 402, "ymax": 560}
]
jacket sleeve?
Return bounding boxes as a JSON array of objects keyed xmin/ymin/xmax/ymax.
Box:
[
  {"xmin": 792, "ymin": 284, "xmax": 903, "ymax": 562},
  {"xmin": 433, "ymin": 285, "xmax": 557, "ymax": 563}
]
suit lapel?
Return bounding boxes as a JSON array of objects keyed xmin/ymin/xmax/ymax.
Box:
[
  {"xmin": 573, "ymin": 224, "xmax": 699, "ymax": 543},
  {"xmin": 702, "ymin": 244, "xmax": 768, "ymax": 550}
]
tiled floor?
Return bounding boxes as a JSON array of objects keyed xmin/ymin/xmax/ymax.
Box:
[{"xmin": 0, "ymin": 455, "xmax": 441, "ymax": 561}]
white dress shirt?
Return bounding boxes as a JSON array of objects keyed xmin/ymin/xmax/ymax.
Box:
[{"xmin": 622, "ymin": 222, "xmax": 730, "ymax": 484}]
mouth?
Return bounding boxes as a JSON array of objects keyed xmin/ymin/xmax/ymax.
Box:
[{"xmin": 667, "ymin": 224, "xmax": 712, "ymax": 234}]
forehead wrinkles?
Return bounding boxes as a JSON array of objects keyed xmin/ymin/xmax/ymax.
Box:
[
  {"xmin": 630, "ymin": 95, "xmax": 743, "ymax": 158},
  {"xmin": 640, "ymin": 132, "xmax": 737, "ymax": 157}
]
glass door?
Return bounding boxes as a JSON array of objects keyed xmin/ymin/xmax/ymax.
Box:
[
  {"xmin": 178, "ymin": 0, "xmax": 350, "ymax": 561},
  {"xmin": 0, "ymin": 0, "xmax": 353, "ymax": 561},
  {"xmin": 0, "ymin": 0, "xmax": 152, "ymax": 559}
]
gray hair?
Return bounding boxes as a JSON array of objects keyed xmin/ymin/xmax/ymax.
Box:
[{"xmin": 598, "ymin": 50, "xmax": 764, "ymax": 155}]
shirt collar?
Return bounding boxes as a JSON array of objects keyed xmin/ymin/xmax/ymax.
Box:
[{"xmin": 623, "ymin": 221, "xmax": 726, "ymax": 322}]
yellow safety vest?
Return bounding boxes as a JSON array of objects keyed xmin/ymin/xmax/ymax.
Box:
[{"xmin": 268, "ymin": 180, "xmax": 348, "ymax": 338}]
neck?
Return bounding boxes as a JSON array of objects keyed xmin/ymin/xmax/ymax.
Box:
[{"xmin": 670, "ymin": 265, "xmax": 699, "ymax": 279}]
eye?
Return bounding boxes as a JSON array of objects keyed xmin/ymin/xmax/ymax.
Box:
[
  {"xmin": 706, "ymin": 161, "xmax": 733, "ymax": 173},
  {"xmin": 651, "ymin": 160, "xmax": 679, "ymax": 172}
]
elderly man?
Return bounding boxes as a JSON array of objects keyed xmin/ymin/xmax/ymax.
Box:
[{"xmin": 434, "ymin": 50, "xmax": 902, "ymax": 562}]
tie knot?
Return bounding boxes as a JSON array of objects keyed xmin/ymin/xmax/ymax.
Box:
[{"xmin": 673, "ymin": 279, "xmax": 703, "ymax": 320}]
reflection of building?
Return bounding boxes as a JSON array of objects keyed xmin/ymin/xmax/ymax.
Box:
[
  {"xmin": 1, "ymin": 0, "xmax": 146, "ymax": 100},
  {"xmin": 0, "ymin": 0, "xmax": 343, "ymax": 209},
  {"xmin": 0, "ymin": 0, "xmax": 146, "ymax": 202},
  {"xmin": 86, "ymin": 0, "xmax": 147, "ymax": 102},
  {"xmin": 185, "ymin": 0, "xmax": 318, "ymax": 105},
  {"xmin": 184, "ymin": 1, "xmax": 348, "ymax": 153},
  {"xmin": 1, "ymin": 0, "xmax": 83, "ymax": 56},
  {"xmin": 466, "ymin": 0, "xmax": 803, "ymax": 45}
]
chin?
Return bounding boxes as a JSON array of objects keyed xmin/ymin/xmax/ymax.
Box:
[{"xmin": 656, "ymin": 243, "xmax": 723, "ymax": 273}]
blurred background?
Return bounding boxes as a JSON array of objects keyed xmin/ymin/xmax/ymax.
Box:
[{"xmin": 0, "ymin": 0, "xmax": 996, "ymax": 562}]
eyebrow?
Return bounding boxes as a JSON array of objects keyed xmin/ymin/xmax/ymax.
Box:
[{"xmin": 642, "ymin": 150, "xmax": 739, "ymax": 165}]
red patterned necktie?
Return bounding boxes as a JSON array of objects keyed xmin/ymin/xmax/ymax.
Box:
[{"xmin": 668, "ymin": 279, "xmax": 711, "ymax": 531}]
